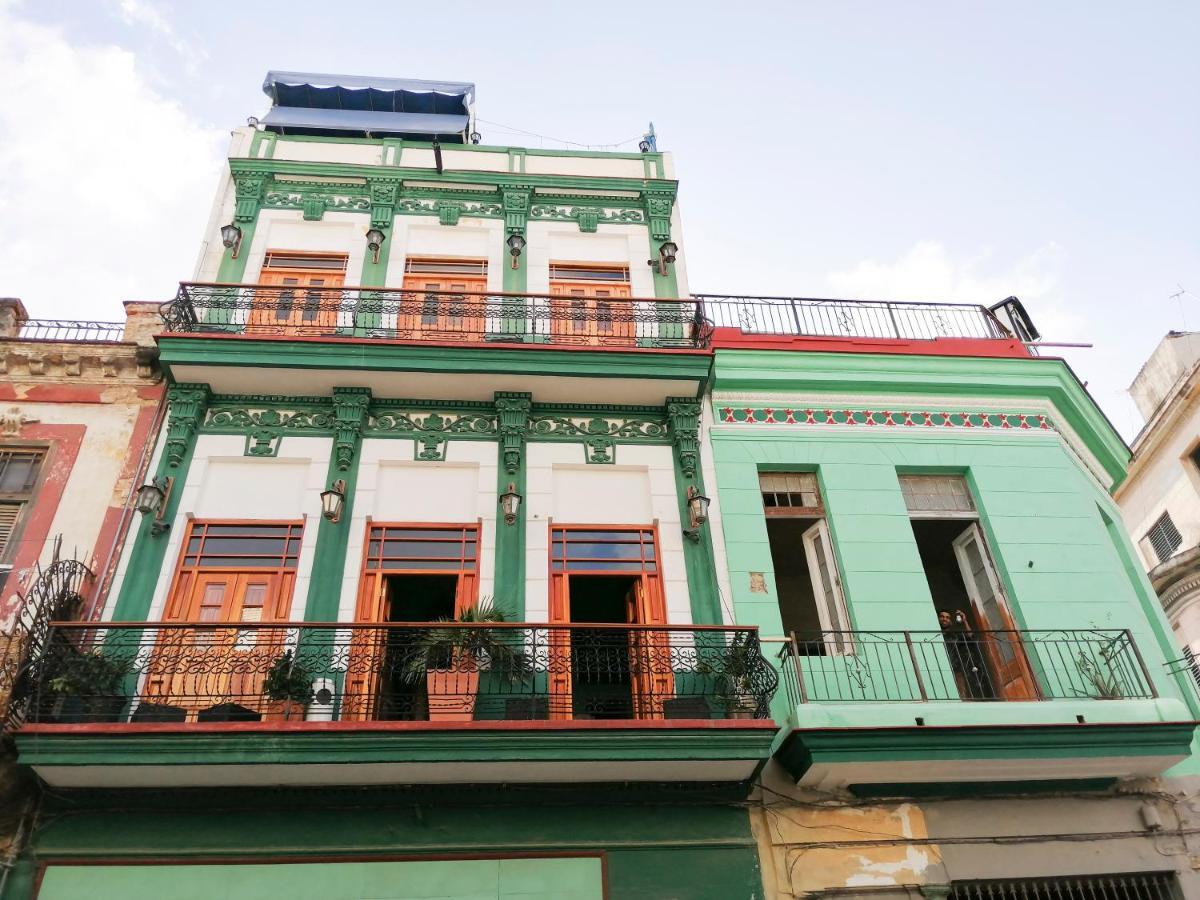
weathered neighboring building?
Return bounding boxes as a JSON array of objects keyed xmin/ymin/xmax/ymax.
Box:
[{"xmin": 1116, "ymin": 331, "xmax": 1200, "ymax": 656}]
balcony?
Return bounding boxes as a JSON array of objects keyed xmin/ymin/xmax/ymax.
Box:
[
  {"xmin": 772, "ymin": 629, "xmax": 1196, "ymax": 792},
  {"xmin": 156, "ymin": 282, "xmax": 714, "ymax": 402},
  {"xmin": 699, "ymin": 293, "xmax": 1035, "ymax": 358},
  {"xmin": 13, "ymin": 621, "xmax": 780, "ymax": 788},
  {"xmin": 14, "ymin": 319, "xmax": 127, "ymax": 342}
]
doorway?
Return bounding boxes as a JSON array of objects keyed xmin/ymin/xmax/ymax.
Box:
[
  {"xmin": 567, "ymin": 575, "xmax": 637, "ymax": 719},
  {"xmin": 378, "ymin": 573, "xmax": 458, "ymax": 720},
  {"xmin": 901, "ymin": 475, "xmax": 1037, "ymax": 701}
]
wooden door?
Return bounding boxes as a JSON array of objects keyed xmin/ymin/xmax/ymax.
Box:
[
  {"xmin": 400, "ymin": 274, "xmax": 487, "ymax": 342},
  {"xmin": 952, "ymin": 523, "xmax": 1039, "ymax": 700},
  {"xmin": 251, "ymin": 266, "xmax": 344, "ymax": 334},
  {"xmin": 802, "ymin": 519, "xmax": 853, "ymax": 655},
  {"xmin": 549, "ymin": 281, "xmax": 634, "ymax": 347},
  {"xmin": 145, "ymin": 571, "xmax": 287, "ymax": 720},
  {"xmin": 625, "ymin": 579, "xmax": 672, "ymax": 719}
]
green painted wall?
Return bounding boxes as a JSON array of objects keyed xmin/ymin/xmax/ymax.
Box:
[
  {"xmin": 38, "ymin": 857, "xmax": 603, "ymax": 900},
  {"xmin": 3, "ymin": 798, "xmax": 763, "ymax": 900}
]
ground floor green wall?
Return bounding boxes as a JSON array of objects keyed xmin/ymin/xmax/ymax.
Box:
[{"xmin": 2, "ymin": 790, "xmax": 763, "ymax": 900}]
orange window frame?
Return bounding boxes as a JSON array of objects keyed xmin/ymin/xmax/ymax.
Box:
[
  {"xmin": 353, "ymin": 521, "xmax": 482, "ymax": 623},
  {"xmin": 253, "ymin": 250, "xmax": 349, "ymax": 333}
]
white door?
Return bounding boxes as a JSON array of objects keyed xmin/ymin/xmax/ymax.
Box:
[{"xmin": 802, "ymin": 519, "xmax": 853, "ymax": 654}]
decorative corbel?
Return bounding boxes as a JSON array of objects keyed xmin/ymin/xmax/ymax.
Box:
[
  {"xmin": 164, "ymin": 383, "xmax": 212, "ymax": 468},
  {"xmin": 368, "ymin": 179, "xmax": 400, "ymax": 231},
  {"xmin": 666, "ymin": 397, "xmax": 701, "ymax": 480},
  {"xmin": 332, "ymin": 387, "xmax": 371, "ymax": 472},
  {"xmin": 502, "ymin": 186, "xmax": 532, "ymax": 236},
  {"xmin": 495, "ymin": 391, "xmax": 532, "ymax": 476},
  {"xmin": 232, "ymin": 172, "xmax": 267, "ymax": 223},
  {"xmin": 643, "ymin": 189, "xmax": 676, "ymax": 243}
]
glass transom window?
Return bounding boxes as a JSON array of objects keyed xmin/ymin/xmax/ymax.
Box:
[
  {"xmin": 900, "ymin": 475, "xmax": 975, "ymax": 516},
  {"xmin": 760, "ymin": 472, "xmax": 822, "ymax": 516},
  {"xmin": 182, "ymin": 522, "xmax": 304, "ymax": 569}
]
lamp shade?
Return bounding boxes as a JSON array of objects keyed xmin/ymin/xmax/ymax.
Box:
[
  {"xmin": 320, "ymin": 479, "xmax": 346, "ymax": 522},
  {"xmin": 499, "ymin": 482, "xmax": 522, "ymax": 525},
  {"xmin": 220, "ymin": 223, "xmax": 242, "ymax": 249},
  {"xmin": 660, "ymin": 241, "xmax": 679, "ymax": 263},
  {"xmin": 134, "ymin": 480, "xmax": 166, "ymax": 516},
  {"xmin": 365, "ymin": 228, "xmax": 385, "ymax": 251},
  {"xmin": 687, "ymin": 486, "xmax": 710, "ymax": 528},
  {"xmin": 507, "ymin": 233, "xmax": 526, "ymax": 256}
]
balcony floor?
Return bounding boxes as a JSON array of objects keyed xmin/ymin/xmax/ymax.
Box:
[{"xmin": 17, "ymin": 719, "xmax": 779, "ymax": 788}]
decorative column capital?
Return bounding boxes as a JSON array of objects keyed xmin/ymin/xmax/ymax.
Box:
[
  {"xmin": 164, "ymin": 383, "xmax": 211, "ymax": 468},
  {"xmin": 231, "ymin": 171, "xmax": 267, "ymax": 223},
  {"xmin": 644, "ymin": 188, "xmax": 676, "ymax": 242},
  {"xmin": 666, "ymin": 396, "xmax": 701, "ymax": 479},
  {"xmin": 367, "ymin": 178, "xmax": 401, "ymax": 230},
  {"xmin": 495, "ymin": 391, "xmax": 532, "ymax": 475},
  {"xmin": 502, "ymin": 186, "xmax": 532, "ymax": 235},
  {"xmin": 331, "ymin": 388, "xmax": 371, "ymax": 472}
]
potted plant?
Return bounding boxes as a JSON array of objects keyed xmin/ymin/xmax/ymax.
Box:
[
  {"xmin": 699, "ymin": 632, "xmax": 763, "ymax": 719},
  {"xmin": 401, "ymin": 600, "xmax": 531, "ymax": 722},
  {"xmin": 40, "ymin": 648, "xmax": 132, "ymax": 723},
  {"xmin": 263, "ymin": 649, "xmax": 314, "ymax": 720}
]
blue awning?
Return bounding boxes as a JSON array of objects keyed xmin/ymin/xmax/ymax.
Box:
[{"xmin": 260, "ymin": 71, "xmax": 475, "ymax": 139}]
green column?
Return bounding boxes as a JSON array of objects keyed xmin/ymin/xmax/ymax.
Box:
[
  {"xmin": 354, "ymin": 179, "xmax": 398, "ymax": 335},
  {"xmin": 500, "ymin": 187, "xmax": 530, "ymax": 340},
  {"xmin": 667, "ymin": 397, "xmax": 722, "ymax": 625},
  {"xmin": 493, "ymin": 392, "xmax": 531, "ymax": 619},
  {"xmin": 109, "ymin": 384, "xmax": 211, "ymax": 622},
  {"xmin": 644, "ymin": 189, "xmax": 683, "ymax": 347},
  {"xmin": 209, "ymin": 173, "xmax": 264, "ymax": 331},
  {"xmin": 302, "ymin": 388, "xmax": 371, "ymax": 622}
]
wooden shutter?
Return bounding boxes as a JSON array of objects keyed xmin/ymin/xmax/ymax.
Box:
[{"xmin": 0, "ymin": 502, "xmax": 23, "ymax": 558}]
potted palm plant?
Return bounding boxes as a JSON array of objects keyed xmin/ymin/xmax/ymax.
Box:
[
  {"xmin": 263, "ymin": 649, "xmax": 314, "ymax": 720},
  {"xmin": 699, "ymin": 632, "xmax": 763, "ymax": 719},
  {"xmin": 402, "ymin": 600, "xmax": 531, "ymax": 721}
]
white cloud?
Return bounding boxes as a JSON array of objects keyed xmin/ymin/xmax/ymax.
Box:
[
  {"xmin": 116, "ymin": 0, "xmax": 200, "ymax": 60},
  {"xmin": 0, "ymin": 3, "xmax": 224, "ymax": 320},
  {"xmin": 826, "ymin": 240, "xmax": 1085, "ymax": 341}
]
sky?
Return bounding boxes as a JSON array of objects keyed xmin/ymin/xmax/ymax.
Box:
[{"xmin": 0, "ymin": 0, "xmax": 1197, "ymax": 439}]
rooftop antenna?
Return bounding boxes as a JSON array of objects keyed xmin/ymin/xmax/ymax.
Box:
[
  {"xmin": 1169, "ymin": 284, "xmax": 1190, "ymax": 330},
  {"xmin": 638, "ymin": 122, "xmax": 657, "ymax": 153}
]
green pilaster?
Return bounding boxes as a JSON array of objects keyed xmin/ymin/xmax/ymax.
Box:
[
  {"xmin": 217, "ymin": 172, "xmax": 266, "ymax": 284},
  {"xmin": 303, "ymin": 388, "xmax": 371, "ymax": 622},
  {"xmin": 667, "ymin": 397, "xmax": 722, "ymax": 625},
  {"xmin": 109, "ymin": 384, "xmax": 211, "ymax": 622},
  {"xmin": 501, "ymin": 187, "xmax": 530, "ymax": 338},
  {"xmin": 493, "ymin": 392, "xmax": 531, "ymax": 619},
  {"xmin": 354, "ymin": 179, "xmax": 399, "ymax": 334}
]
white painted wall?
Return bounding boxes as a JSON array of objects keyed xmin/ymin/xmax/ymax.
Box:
[
  {"xmin": 271, "ymin": 141, "xmax": 383, "ymax": 166},
  {"xmin": 523, "ymin": 443, "xmax": 690, "ymax": 625},
  {"xmin": 385, "ymin": 218, "xmax": 505, "ymax": 291},
  {"xmin": 525, "ymin": 222, "xmax": 657, "ymax": 297},
  {"xmin": 1118, "ymin": 393, "xmax": 1200, "ymax": 570},
  {"xmin": 339, "ymin": 439, "xmax": 498, "ymax": 620},
  {"xmin": 107, "ymin": 434, "xmax": 331, "ymax": 622},
  {"xmin": 18, "ymin": 401, "xmax": 141, "ymax": 575},
  {"xmin": 239, "ymin": 210, "xmax": 369, "ymax": 285}
]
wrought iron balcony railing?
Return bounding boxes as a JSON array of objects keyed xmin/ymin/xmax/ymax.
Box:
[
  {"xmin": 12, "ymin": 319, "xmax": 127, "ymax": 342},
  {"xmin": 696, "ymin": 294, "xmax": 1012, "ymax": 341},
  {"xmin": 161, "ymin": 283, "xmax": 710, "ymax": 349},
  {"xmin": 15, "ymin": 621, "xmax": 778, "ymax": 726},
  {"xmin": 778, "ymin": 629, "xmax": 1156, "ymax": 704}
]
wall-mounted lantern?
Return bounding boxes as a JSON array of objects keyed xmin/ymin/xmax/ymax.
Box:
[
  {"xmin": 470, "ymin": 131, "xmax": 482, "ymax": 145},
  {"xmin": 648, "ymin": 240, "xmax": 678, "ymax": 277},
  {"xmin": 499, "ymin": 482, "xmax": 522, "ymax": 525},
  {"xmin": 220, "ymin": 223, "xmax": 243, "ymax": 259},
  {"xmin": 320, "ymin": 479, "xmax": 347, "ymax": 523},
  {"xmin": 365, "ymin": 228, "xmax": 386, "ymax": 265},
  {"xmin": 246, "ymin": 116, "xmax": 260, "ymax": 128},
  {"xmin": 683, "ymin": 485, "xmax": 710, "ymax": 542},
  {"xmin": 135, "ymin": 476, "xmax": 173, "ymax": 535},
  {"xmin": 638, "ymin": 139, "xmax": 651, "ymax": 153},
  {"xmin": 507, "ymin": 233, "xmax": 526, "ymax": 270}
]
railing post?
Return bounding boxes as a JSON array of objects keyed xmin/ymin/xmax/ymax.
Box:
[
  {"xmin": 885, "ymin": 302, "xmax": 902, "ymax": 339},
  {"xmin": 789, "ymin": 631, "xmax": 807, "ymax": 703},
  {"xmin": 1126, "ymin": 629, "xmax": 1158, "ymax": 699},
  {"xmin": 787, "ymin": 299, "xmax": 804, "ymax": 335},
  {"xmin": 904, "ymin": 631, "xmax": 928, "ymax": 701}
]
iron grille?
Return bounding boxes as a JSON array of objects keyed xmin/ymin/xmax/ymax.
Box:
[
  {"xmin": 949, "ymin": 872, "xmax": 1179, "ymax": 899},
  {"xmin": 1146, "ymin": 512, "xmax": 1183, "ymax": 564}
]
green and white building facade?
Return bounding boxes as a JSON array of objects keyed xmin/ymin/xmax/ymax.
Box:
[{"xmin": 3, "ymin": 72, "xmax": 1199, "ymax": 899}]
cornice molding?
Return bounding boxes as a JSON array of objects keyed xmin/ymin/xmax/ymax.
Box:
[{"xmin": 0, "ymin": 343, "xmax": 159, "ymax": 383}]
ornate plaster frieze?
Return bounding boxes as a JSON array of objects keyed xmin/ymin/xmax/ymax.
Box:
[
  {"xmin": 203, "ymin": 395, "xmax": 337, "ymax": 456},
  {"xmin": 364, "ymin": 402, "xmax": 497, "ymax": 440},
  {"xmin": 0, "ymin": 345, "xmax": 157, "ymax": 383},
  {"xmin": 528, "ymin": 404, "xmax": 670, "ymax": 465},
  {"xmin": 529, "ymin": 205, "xmax": 645, "ymax": 233},
  {"xmin": 716, "ymin": 405, "xmax": 1054, "ymax": 431}
]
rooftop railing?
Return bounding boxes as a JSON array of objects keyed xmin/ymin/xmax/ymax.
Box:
[
  {"xmin": 161, "ymin": 283, "xmax": 710, "ymax": 349},
  {"xmin": 695, "ymin": 294, "xmax": 1011, "ymax": 341},
  {"xmin": 12, "ymin": 319, "xmax": 127, "ymax": 342},
  {"xmin": 778, "ymin": 629, "xmax": 1156, "ymax": 705},
  {"xmin": 16, "ymin": 621, "xmax": 778, "ymax": 726}
]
